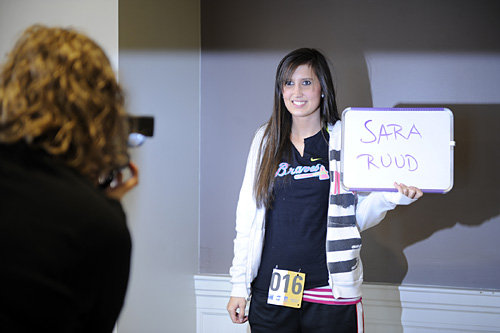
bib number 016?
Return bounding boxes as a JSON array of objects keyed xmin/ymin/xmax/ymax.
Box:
[
  {"xmin": 267, "ymin": 268, "xmax": 305, "ymax": 308},
  {"xmin": 270, "ymin": 271, "xmax": 303, "ymax": 294}
]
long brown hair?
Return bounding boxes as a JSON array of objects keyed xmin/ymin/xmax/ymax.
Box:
[
  {"xmin": 254, "ymin": 48, "xmax": 340, "ymax": 208},
  {"xmin": 0, "ymin": 25, "xmax": 129, "ymax": 183}
]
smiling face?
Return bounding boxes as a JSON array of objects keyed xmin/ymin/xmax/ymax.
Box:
[{"xmin": 282, "ymin": 64, "xmax": 322, "ymax": 122}]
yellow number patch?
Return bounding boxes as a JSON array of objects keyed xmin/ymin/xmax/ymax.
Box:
[{"xmin": 267, "ymin": 268, "xmax": 305, "ymax": 308}]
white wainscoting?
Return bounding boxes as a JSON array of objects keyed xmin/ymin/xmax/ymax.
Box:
[{"xmin": 194, "ymin": 275, "xmax": 500, "ymax": 333}]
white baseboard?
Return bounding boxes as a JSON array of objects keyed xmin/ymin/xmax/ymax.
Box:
[{"xmin": 194, "ymin": 274, "xmax": 500, "ymax": 333}]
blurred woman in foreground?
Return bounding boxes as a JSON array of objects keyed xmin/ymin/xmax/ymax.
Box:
[{"xmin": 0, "ymin": 25, "xmax": 138, "ymax": 332}]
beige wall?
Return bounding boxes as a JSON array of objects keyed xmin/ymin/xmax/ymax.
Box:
[
  {"xmin": 118, "ymin": 0, "xmax": 200, "ymax": 332},
  {"xmin": 0, "ymin": 0, "xmax": 118, "ymax": 69}
]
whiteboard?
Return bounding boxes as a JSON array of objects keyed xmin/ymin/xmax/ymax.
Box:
[{"xmin": 341, "ymin": 107, "xmax": 454, "ymax": 193}]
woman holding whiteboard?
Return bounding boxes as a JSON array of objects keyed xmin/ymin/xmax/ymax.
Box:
[{"xmin": 227, "ymin": 48, "xmax": 422, "ymax": 332}]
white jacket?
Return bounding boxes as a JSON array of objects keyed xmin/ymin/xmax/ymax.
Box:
[{"xmin": 229, "ymin": 123, "xmax": 416, "ymax": 299}]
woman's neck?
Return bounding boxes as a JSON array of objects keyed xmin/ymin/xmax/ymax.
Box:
[
  {"xmin": 290, "ymin": 116, "xmax": 322, "ymax": 140},
  {"xmin": 289, "ymin": 116, "xmax": 322, "ymax": 157}
]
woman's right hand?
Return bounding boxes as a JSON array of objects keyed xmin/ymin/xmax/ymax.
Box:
[
  {"xmin": 227, "ymin": 297, "xmax": 248, "ymax": 324},
  {"xmin": 104, "ymin": 162, "xmax": 139, "ymax": 201}
]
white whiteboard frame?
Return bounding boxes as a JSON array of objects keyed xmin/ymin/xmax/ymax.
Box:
[{"xmin": 340, "ymin": 107, "xmax": 454, "ymax": 193}]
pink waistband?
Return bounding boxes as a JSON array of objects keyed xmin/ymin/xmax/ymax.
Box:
[{"xmin": 303, "ymin": 286, "xmax": 361, "ymax": 305}]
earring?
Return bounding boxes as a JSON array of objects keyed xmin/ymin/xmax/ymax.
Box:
[{"xmin": 321, "ymin": 93, "xmax": 325, "ymax": 98}]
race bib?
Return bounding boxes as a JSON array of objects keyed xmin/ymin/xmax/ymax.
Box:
[{"xmin": 267, "ymin": 268, "xmax": 305, "ymax": 308}]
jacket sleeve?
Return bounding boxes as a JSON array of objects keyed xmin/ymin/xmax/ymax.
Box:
[
  {"xmin": 356, "ymin": 191, "xmax": 418, "ymax": 232},
  {"xmin": 229, "ymin": 127, "xmax": 265, "ymax": 298}
]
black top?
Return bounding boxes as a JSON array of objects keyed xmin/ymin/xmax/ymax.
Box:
[
  {"xmin": 0, "ymin": 143, "xmax": 131, "ymax": 333},
  {"xmin": 253, "ymin": 129, "xmax": 330, "ymax": 292}
]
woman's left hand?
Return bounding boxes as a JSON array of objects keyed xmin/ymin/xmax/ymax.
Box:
[{"xmin": 393, "ymin": 182, "xmax": 423, "ymax": 200}]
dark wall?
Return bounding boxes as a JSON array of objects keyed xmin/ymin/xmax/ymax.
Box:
[{"xmin": 200, "ymin": 0, "xmax": 500, "ymax": 289}]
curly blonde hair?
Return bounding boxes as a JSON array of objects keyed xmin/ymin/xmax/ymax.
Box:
[{"xmin": 0, "ymin": 25, "xmax": 129, "ymax": 182}]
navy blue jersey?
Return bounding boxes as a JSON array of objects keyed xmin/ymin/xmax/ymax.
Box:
[{"xmin": 253, "ymin": 129, "xmax": 330, "ymax": 292}]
